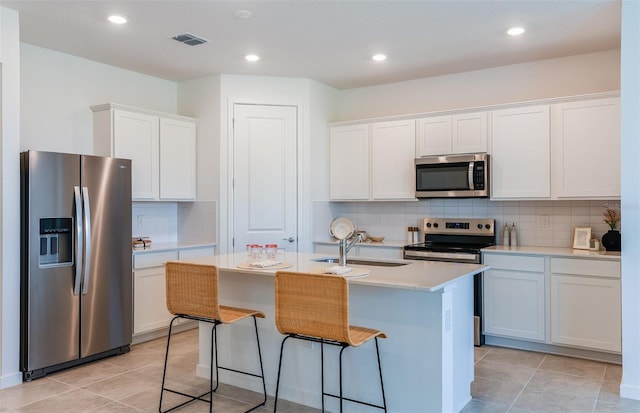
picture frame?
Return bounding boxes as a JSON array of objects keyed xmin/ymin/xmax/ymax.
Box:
[{"xmin": 572, "ymin": 227, "xmax": 592, "ymax": 250}]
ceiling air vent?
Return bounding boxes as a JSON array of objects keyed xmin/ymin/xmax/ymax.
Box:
[{"xmin": 172, "ymin": 33, "xmax": 208, "ymax": 46}]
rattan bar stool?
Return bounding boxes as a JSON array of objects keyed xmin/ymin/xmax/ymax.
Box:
[
  {"xmin": 273, "ymin": 271, "xmax": 387, "ymax": 412},
  {"xmin": 159, "ymin": 261, "xmax": 267, "ymax": 413}
]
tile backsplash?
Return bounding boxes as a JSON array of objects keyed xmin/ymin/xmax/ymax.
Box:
[
  {"xmin": 321, "ymin": 199, "xmax": 620, "ymax": 248},
  {"xmin": 132, "ymin": 202, "xmax": 178, "ymax": 243},
  {"xmin": 132, "ymin": 201, "xmax": 217, "ymax": 245}
]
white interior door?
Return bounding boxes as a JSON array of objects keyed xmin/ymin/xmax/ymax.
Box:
[{"xmin": 232, "ymin": 104, "xmax": 297, "ymax": 253}]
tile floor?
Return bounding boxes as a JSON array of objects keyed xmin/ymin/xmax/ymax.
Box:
[
  {"xmin": 1, "ymin": 329, "xmax": 638, "ymax": 412},
  {"xmin": 464, "ymin": 345, "xmax": 640, "ymax": 413}
]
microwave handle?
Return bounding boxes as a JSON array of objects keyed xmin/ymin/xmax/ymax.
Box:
[{"xmin": 468, "ymin": 161, "xmax": 475, "ymax": 190}]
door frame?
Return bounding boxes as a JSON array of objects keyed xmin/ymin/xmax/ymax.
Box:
[{"xmin": 221, "ymin": 99, "xmax": 309, "ymax": 255}]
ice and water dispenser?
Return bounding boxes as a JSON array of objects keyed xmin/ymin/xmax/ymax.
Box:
[{"xmin": 39, "ymin": 218, "xmax": 73, "ymax": 266}]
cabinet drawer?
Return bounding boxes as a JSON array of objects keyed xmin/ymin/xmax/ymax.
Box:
[
  {"xmin": 483, "ymin": 254, "xmax": 545, "ymax": 272},
  {"xmin": 550, "ymin": 258, "xmax": 620, "ymax": 279},
  {"xmin": 134, "ymin": 251, "xmax": 178, "ymax": 269},
  {"xmin": 179, "ymin": 247, "xmax": 215, "ymax": 260}
]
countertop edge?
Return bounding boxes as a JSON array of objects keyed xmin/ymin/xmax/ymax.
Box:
[
  {"xmin": 483, "ymin": 245, "xmax": 621, "ymax": 260},
  {"xmin": 133, "ymin": 242, "xmax": 216, "ymax": 255}
]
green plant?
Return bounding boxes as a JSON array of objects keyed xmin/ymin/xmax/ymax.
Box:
[{"xmin": 603, "ymin": 204, "xmax": 620, "ymax": 230}]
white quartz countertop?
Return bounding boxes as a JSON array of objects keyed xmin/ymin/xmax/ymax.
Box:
[
  {"xmin": 132, "ymin": 242, "xmax": 216, "ymax": 255},
  {"xmin": 183, "ymin": 252, "xmax": 487, "ymax": 292},
  {"xmin": 483, "ymin": 245, "xmax": 621, "ymax": 261}
]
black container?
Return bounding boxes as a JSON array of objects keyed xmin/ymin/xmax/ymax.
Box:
[{"xmin": 601, "ymin": 230, "xmax": 621, "ymax": 252}]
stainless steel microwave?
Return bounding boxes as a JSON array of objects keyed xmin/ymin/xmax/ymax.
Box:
[{"xmin": 415, "ymin": 153, "xmax": 489, "ymax": 198}]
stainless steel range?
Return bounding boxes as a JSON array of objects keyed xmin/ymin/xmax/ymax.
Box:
[{"xmin": 403, "ymin": 218, "xmax": 496, "ymax": 346}]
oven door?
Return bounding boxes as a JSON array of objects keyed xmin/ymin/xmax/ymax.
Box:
[{"xmin": 403, "ymin": 249, "xmax": 480, "ymax": 263}]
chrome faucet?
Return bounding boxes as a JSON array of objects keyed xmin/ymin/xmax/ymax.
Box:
[{"xmin": 338, "ymin": 233, "xmax": 363, "ymax": 267}]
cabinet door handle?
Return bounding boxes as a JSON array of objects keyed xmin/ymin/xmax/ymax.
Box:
[{"xmin": 282, "ymin": 237, "xmax": 296, "ymax": 243}]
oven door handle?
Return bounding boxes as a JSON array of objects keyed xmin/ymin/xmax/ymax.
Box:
[
  {"xmin": 468, "ymin": 161, "xmax": 475, "ymax": 190},
  {"xmin": 405, "ymin": 250, "xmax": 479, "ymax": 262}
]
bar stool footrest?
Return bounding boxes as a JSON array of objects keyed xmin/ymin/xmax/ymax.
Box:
[{"xmin": 159, "ymin": 387, "xmax": 213, "ymax": 413}]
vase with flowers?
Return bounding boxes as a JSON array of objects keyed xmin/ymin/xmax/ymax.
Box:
[{"xmin": 601, "ymin": 204, "xmax": 621, "ymax": 251}]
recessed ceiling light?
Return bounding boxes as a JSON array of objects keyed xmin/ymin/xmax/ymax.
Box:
[
  {"xmin": 372, "ymin": 54, "xmax": 387, "ymax": 62},
  {"xmin": 234, "ymin": 9, "xmax": 253, "ymax": 19},
  {"xmin": 507, "ymin": 27, "xmax": 525, "ymax": 36},
  {"xmin": 245, "ymin": 54, "xmax": 260, "ymax": 62},
  {"xmin": 108, "ymin": 15, "xmax": 127, "ymax": 24}
]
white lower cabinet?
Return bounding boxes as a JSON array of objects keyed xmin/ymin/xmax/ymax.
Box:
[
  {"xmin": 483, "ymin": 254, "xmax": 546, "ymax": 341},
  {"xmin": 133, "ymin": 250, "xmax": 177, "ymax": 336},
  {"xmin": 550, "ymin": 258, "xmax": 621, "ymax": 352},
  {"xmin": 483, "ymin": 252, "xmax": 622, "ymax": 355},
  {"xmin": 133, "ymin": 246, "xmax": 215, "ymax": 337}
]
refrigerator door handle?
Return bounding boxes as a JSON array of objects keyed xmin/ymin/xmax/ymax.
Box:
[
  {"xmin": 81, "ymin": 187, "xmax": 92, "ymax": 295},
  {"xmin": 73, "ymin": 186, "xmax": 83, "ymax": 296}
]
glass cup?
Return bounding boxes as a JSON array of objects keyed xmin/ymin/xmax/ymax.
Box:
[
  {"xmin": 265, "ymin": 244, "xmax": 278, "ymax": 260},
  {"xmin": 250, "ymin": 245, "xmax": 264, "ymax": 262}
]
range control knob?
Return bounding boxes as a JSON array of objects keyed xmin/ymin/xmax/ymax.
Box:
[
  {"xmin": 433, "ymin": 223, "xmax": 439, "ymax": 228},
  {"xmin": 485, "ymin": 224, "xmax": 491, "ymax": 230},
  {"xmin": 477, "ymin": 224, "xmax": 483, "ymax": 229},
  {"xmin": 426, "ymin": 222, "xmax": 432, "ymax": 228}
]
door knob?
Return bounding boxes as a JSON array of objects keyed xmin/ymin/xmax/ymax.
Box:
[{"xmin": 282, "ymin": 237, "xmax": 295, "ymax": 243}]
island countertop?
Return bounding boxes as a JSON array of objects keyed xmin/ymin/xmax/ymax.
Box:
[{"xmin": 183, "ymin": 252, "xmax": 488, "ymax": 292}]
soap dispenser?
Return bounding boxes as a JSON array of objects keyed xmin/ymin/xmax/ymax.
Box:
[
  {"xmin": 510, "ymin": 223, "xmax": 518, "ymax": 246},
  {"xmin": 502, "ymin": 223, "xmax": 510, "ymax": 246}
]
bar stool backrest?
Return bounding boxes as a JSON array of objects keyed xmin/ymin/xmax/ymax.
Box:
[
  {"xmin": 275, "ymin": 271, "xmax": 350, "ymax": 344},
  {"xmin": 165, "ymin": 261, "xmax": 220, "ymax": 320}
]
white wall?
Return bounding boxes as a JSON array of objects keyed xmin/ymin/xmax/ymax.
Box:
[
  {"xmin": 620, "ymin": 0, "xmax": 640, "ymax": 401},
  {"xmin": 335, "ymin": 49, "xmax": 620, "ymax": 121},
  {"xmin": 178, "ymin": 74, "xmax": 221, "ymax": 202},
  {"xmin": 20, "ymin": 43, "xmax": 178, "ymax": 154},
  {"xmin": 0, "ymin": 6, "xmax": 22, "ymax": 388},
  {"xmin": 216, "ymin": 75, "xmax": 317, "ymax": 254}
]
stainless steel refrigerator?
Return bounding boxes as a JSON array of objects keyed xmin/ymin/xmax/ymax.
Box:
[{"xmin": 20, "ymin": 150, "xmax": 132, "ymax": 381}]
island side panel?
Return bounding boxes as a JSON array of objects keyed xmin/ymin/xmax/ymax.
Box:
[{"xmin": 194, "ymin": 269, "xmax": 474, "ymax": 413}]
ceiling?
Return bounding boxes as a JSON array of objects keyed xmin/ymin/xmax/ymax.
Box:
[{"xmin": 0, "ymin": 0, "xmax": 621, "ymax": 90}]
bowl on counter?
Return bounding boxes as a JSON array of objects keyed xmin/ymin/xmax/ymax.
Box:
[{"xmin": 369, "ymin": 236, "xmax": 385, "ymax": 243}]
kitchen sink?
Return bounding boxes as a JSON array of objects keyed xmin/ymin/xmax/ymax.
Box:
[{"xmin": 311, "ymin": 257, "xmax": 410, "ymax": 267}]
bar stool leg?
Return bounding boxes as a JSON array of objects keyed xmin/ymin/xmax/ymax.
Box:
[
  {"xmin": 159, "ymin": 316, "xmax": 179, "ymax": 412},
  {"xmin": 252, "ymin": 315, "xmax": 268, "ymax": 409},
  {"xmin": 375, "ymin": 338, "xmax": 387, "ymax": 413},
  {"xmin": 338, "ymin": 346, "xmax": 348, "ymax": 413},
  {"xmin": 210, "ymin": 323, "xmax": 217, "ymax": 412},
  {"xmin": 320, "ymin": 339, "xmax": 325, "ymax": 413},
  {"xmin": 273, "ymin": 335, "xmax": 292, "ymax": 412}
]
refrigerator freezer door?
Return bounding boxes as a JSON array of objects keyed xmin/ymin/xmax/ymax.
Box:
[
  {"xmin": 21, "ymin": 151, "xmax": 81, "ymax": 371},
  {"xmin": 80, "ymin": 155, "xmax": 132, "ymax": 358}
]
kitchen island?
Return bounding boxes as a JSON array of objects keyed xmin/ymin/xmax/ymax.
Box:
[{"xmin": 181, "ymin": 252, "xmax": 488, "ymax": 413}]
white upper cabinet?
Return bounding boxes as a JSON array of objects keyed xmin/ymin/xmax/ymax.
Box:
[
  {"xmin": 159, "ymin": 118, "xmax": 197, "ymax": 200},
  {"xmin": 112, "ymin": 110, "xmax": 159, "ymax": 200},
  {"xmin": 416, "ymin": 111, "xmax": 487, "ymax": 156},
  {"xmin": 329, "ymin": 120, "xmax": 415, "ymax": 201},
  {"xmin": 551, "ymin": 97, "xmax": 620, "ymax": 199},
  {"xmin": 416, "ymin": 115, "xmax": 451, "ymax": 156},
  {"xmin": 371, "ymin": 120, "xmax": 416, "ymax": 200},
  {"xmin": 329, "ymin": 124, "xmax": 370, "ymax": 200},
  {"xmin": 491, "ymin": 105, "xmax": 551, "ymax": 199},
  {"xmin": 92, "ymin": 104, "xmax": 197, "ymax": 201}
]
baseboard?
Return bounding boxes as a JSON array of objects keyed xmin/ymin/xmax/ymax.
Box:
[
  {"xmin": 484, "ymin": 335, "xmax": 622, "ymax": 364},
  {"xmin": 620, "ymin": 383, "xmax": 640, "ymax": 400},
  {"xmin": 132, "ymin": 321, "xmax": 197, "ymax": 345},
  {"xmin": 0, "ymin": 371, "xmax": 23, "ymax": 389}
]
